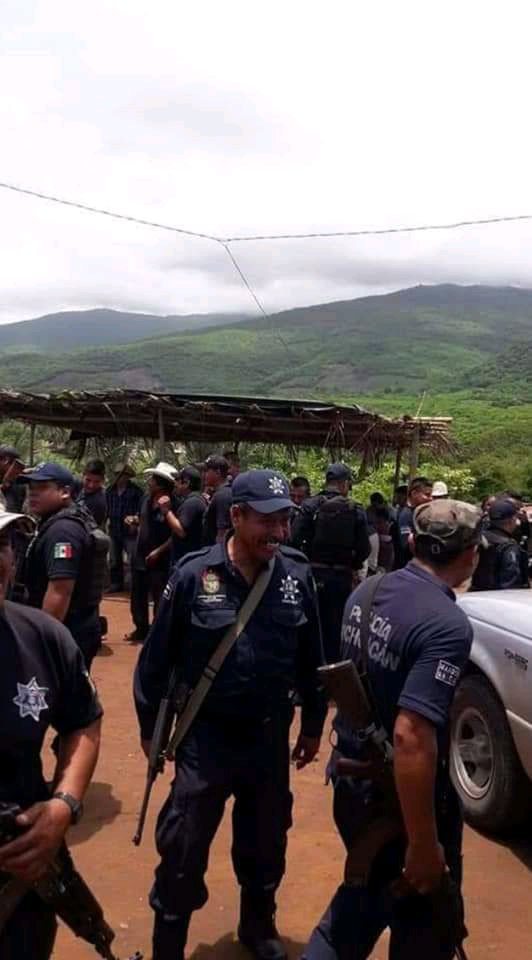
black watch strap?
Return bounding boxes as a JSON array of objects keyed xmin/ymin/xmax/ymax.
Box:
[{"xmin": 52, "ymin": 791, "xmax": 83, "ymax": 824}]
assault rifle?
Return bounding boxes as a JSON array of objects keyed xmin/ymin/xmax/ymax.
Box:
[
  {"xmin": 319, "ymin": 660, "xmax": 468, "ymax": 960},
  {"xmin": 133, "ymin": 668, "xmax": 184, "ymax": 846},
  {"xmin": 0, "ymin": 803, "xmax": 142, "ymax": 960}
]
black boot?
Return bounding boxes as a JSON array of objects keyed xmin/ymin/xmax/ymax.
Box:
[
  {"xmin": 152, "ymin": 912, "xmax": 190, "ymax": 960},
  {"xmin": 238, "ymin": 890, "xmax": 287, "ymax": 960}
]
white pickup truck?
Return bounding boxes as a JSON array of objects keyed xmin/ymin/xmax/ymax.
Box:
[{"xmin": 452, "ymin": 589, "xmax": 532, "ymax": 831}]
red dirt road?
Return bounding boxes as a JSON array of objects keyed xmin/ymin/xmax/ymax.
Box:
[{"xmin": 50, "ymin": 597, "xmax": 532, "ymax": 959}]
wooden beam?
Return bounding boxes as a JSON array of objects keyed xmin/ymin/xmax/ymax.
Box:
[
  {"xmin": 157, "ymin": 408, "xmax": 166, "ymax": 460},
  {"xmin": 408, "ymin": 424, "xmax": 420, "ymax": 483}
]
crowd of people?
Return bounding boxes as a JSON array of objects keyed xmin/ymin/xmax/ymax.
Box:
[{"xmin": 0, "ymin": 438, "xmax": 530, "ymax": 960}]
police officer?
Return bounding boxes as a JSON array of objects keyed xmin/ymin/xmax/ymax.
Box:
[
  {"xmin": 0, "ymin": 509, "xmax": 102, "ymax": 960},
  {"xmin": 19, "ymin": 462, "xmax": 109, "ymax": 670},
  {"xmin": 76, "ymin": 459, "xmax": 107, "ymax": 528},
  {"xmin": 202, "ymin": 454, "xmax": 233, "ymax": 544},
  {"xmin": 158, "ymin": 465, "xmax": 207, "ymax": 566},
  {"xmin": 395, "ymin": 476, "xmax": 433, "ymax": 568},
  {"xmin": 134, "ymin": 469, "xmax": 327, "ymax": 960},
  {"xmin": 303, "ymin": 499, "xmax": 483, "ymax": 960},
  {"xmin": 291, "ymin": 463, "xmax": 370, "ymax": 663},
  {"xmin": 472, "ymin": 498, "xmax": 529, "ymax": 590}
]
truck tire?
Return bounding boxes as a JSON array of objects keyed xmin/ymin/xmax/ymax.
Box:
[{"xmin": 450, "ymin": 674, "xmax": 530, "ymax": 832}]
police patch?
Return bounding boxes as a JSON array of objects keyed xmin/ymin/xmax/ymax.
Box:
[
  {"xmin": 435, "ymin": 660, "xmax": 461, "ymax": 687},
  {"xmin": 280, "ymin": 574, "xmax": 301, "ymax": 605},
  {"xmin": 13, "ymin": 677, "xmax": 49, "ymax": 722},
  {"xmin": 54, "ymin": 542, "xmax": 73, "ymax": 559},
  {"xmin": 202, "ymin": 570, "xmax": 221, "ymax": 595}
]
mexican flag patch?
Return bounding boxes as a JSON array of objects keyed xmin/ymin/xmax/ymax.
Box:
[{"xmin": 54, "ymin": 542, "xmax": 73, "ymax": 559}]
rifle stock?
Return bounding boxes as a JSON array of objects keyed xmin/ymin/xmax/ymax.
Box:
[{"xmin": 0, "ymin": 804, "xmax": 142, "ymax": 960}]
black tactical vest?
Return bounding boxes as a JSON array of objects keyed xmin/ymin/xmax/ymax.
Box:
[
  {"xmin": 472, "ymin": 526, "xmax": 526, "ymax": 590},
  {"xmin": 30, "ymin": 505, "xmax": 109, "ymax": 609},
  {"xmin": 310, "ymin": 494, "xmax": 361, "ymax": 567}
]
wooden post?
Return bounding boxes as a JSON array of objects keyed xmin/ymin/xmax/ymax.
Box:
[
  {"xmin": 157, "ymin": 409, "xmax": 165, "ymax": 461},
  {"xmin": 393, "ymin": 444, "xmax": 402, "ymax": 492},
  {"xmin": 29, "ymin": 422, "xmax": 36, "ymax": 467},
  {"xmin": 408, "ymin": 423, "xmax": 420, "ymax": 483}
]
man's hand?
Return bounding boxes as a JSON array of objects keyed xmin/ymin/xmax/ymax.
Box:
[
  {"xmin": 0, "ymin": 799, "xmax": 72, "ymax": 884},
  {"xmin": 292, "ymin": 734, "xmax": 320, "ymax": 769},
  {"xmin": 145, "ymin": 549, "xmax": 160, "ymax": 568},
  {"xmin": 141, "ymin": 738, "xmax": 151, "ymax": 759},
  {"xmin": 157, "ymin": 495, "xmax": 172, "ymax": 516},
  {"xmin": 403, "ymin": 840, "xmax": 447, "ymax": 895}
]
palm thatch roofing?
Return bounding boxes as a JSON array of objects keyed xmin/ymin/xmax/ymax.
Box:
[{"xmin": 0, "ymin": 389, "xmax": 452, "ymax": 460}]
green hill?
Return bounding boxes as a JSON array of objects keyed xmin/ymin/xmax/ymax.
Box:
[
  {"xmin": 0, "ymin": 308, "xmax": 249, "ymax": 354},
  {"xmin": 1, "ymin": 284, "xmax": 531, "ymax": 394}
]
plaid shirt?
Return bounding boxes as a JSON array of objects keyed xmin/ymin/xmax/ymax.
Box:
[{"xmin": 106, "ymin": 481, "xmax": 143, "ymax": 538}]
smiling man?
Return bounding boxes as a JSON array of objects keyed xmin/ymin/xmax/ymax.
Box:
[{"xmin": 134, "ymin": 469, "xmax": 327, "ymax": 960}]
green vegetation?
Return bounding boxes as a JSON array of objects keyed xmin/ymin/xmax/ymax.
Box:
[{"xmin": 1, "ymin": 284, "xmax": 531, "ymax": 495}]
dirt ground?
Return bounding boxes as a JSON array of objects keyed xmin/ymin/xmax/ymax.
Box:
[{"xmin": 49, "ymin": 596, "xmax": 532, "ymax": 960}]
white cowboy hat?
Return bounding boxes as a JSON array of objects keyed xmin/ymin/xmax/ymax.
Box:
[
  {"xmin": 0, "ymin": 507, "xmax": 35, "ymax": 534},
  {"xmin": 143, "ymin": 461, "xmax": 179, "ymax": 484}
]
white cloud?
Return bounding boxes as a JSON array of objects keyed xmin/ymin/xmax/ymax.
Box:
[{"xmin": 1, "ymin": 0, "xmax": 532, "ymax": 323}]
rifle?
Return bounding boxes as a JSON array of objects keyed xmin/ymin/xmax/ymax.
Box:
[
  {"xmin": 133, "ymin": 668, "xmax": 184, "ymax": 846},
  {"xmin": 0, "ymin": 803, "xmax": 142, "ymax": 960}
]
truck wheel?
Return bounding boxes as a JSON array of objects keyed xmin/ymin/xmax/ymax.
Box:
[{"xmin": 450, "ymin": 675, "xmax": 530, "ymax": 832}]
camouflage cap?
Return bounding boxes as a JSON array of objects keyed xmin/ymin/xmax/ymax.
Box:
[{"xmin": 413, "ymin": 498, "xmax": 485, "ymax": 556}]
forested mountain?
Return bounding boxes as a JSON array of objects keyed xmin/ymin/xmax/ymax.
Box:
[{"xmin": 0, "ymin": 284, "xmax": 530, "ymax": 394}]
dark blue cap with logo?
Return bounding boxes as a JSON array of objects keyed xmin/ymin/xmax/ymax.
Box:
[
  {"xmin": 231, "ymin": 469, "xmax": 294, "ymax": 513},
  {"xmin": 18, "ymin": 461, "xmax": 75, "ymax": 486},
  {"xmin": 326, "ymin": 462, "xmax": 352, "ymax": 483},
  {"xmin": 489, "ymin": 498, "xmax": 519, "ymax": 523}
]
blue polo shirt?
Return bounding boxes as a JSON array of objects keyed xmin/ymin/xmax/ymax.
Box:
[
  {"xmin": 134, "ymin": 539, "xmax": 327, "ymax": 740},
  {"xmin": 334, "ymin": 561, "xmax": 473, "ymax": 755}
]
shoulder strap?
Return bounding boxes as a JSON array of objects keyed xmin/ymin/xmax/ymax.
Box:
[
  {"xmin": 358, "ymin": 573, "xmax": 385, "ymax": 677},
  {"xmin": 166, "ymin": 559, "xmax": 275, "ymax": 758}
]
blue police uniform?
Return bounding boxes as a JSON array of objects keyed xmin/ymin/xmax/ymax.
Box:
[
  {"xmin": 0, "ymin": 600, "xmax": 102, "ymax": 959},
  {"xmin": 304, "ymin": 560, "xmax": 473, "ymax": 960},
  {"xmin": 134, "ymin": 470, "xmax": 327, "ymax": 960}
]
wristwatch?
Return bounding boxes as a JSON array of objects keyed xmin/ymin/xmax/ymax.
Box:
[{"xmin": 52, "ymin": 791, "xmax": 84, "ymax": 825}]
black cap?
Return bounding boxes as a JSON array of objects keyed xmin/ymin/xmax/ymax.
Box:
[
  {"xmin": 179, "ymin": 466, "xmax": 202, "ymax": 484},
  {"xmin": 231, "ymin": 469, "xmax": 294, "ymax": 513},
  {"xmin": 0, "ymin": 445, "xmax": 21, "ymax": 461},
  {"xmin": 203, "ymin": 455, "xmax": 229, "ymax": 475},
  {"xmin": 17, "ymin": 461, "xmax": 74, "ymax": 486},
  {"xmin": 325, "ymin": 463, "xmax": 352, "ymax": 483},
  {"xmin": 489, "ymin": 499, "xmax": 519, "ymax": 523}
]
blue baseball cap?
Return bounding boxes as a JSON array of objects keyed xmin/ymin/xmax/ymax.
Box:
[
  {"xmin": 489, "ymin": 498, "xmax": 519, "ymax": 523},
  {"xmin": 326, "ymin": 463, "xmax": 352, "ymax": 483},
  {"xmin": 18, "ymin": 461, "xmax": 75, "ymax": 486},
  {"xmin": 231, "ymin": 469, "xmax": 295, "ymax": 513}
]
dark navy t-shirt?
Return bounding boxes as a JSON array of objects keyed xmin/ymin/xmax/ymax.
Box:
[
  {"xmin": 202, "ymin": 482, "xmax": 233, "ymax": 545},
  {"xmin": 171, "ymin": 493, "xmax": 207, "ymax": 564},
  {"xmin": 0, "ymin": 602, "xmax": 102, "ymax": 807},
  {"xmin": 335, "ymin": 561, "xmax": 473, "ymax": 755}
]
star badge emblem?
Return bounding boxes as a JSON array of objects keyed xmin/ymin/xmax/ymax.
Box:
[
  {"xmin": 13, "ymin": 677, "xmax": 49, "ymax": 722},
  {"xmin": 269, "ymin": 475, "xmax": 285, "ymax": 495},
  {"xmin": 280, "ymin": 574, "xmax": 301, "ymax": 605}
]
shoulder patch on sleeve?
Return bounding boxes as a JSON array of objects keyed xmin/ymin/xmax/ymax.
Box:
[
  {"xmin": 54, "ymin": 542, "xmax": 73, "ymax": 559},
  {"xmin": 435, "ymin": 660, "xmax": 461, "ymax": 687}
]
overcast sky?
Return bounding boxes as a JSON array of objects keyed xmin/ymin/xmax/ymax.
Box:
[{"xmin": 2, "ymin": 0, "xmax": 532, "ymax": 324}]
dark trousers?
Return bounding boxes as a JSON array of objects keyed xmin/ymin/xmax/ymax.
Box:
[
  {"xmin": 303, "ymin": 778, "xmax": 464, "ymax": 960},
  {"xmin": 130, "ymin": 567, "xmax": 168, "ymax": 642},
  {"xmin": 150, "ymin": 709, "xmax": 293, "ymax": 921},
  {"xmin": 0, "ymin": 892, "xmax": 56, "ymax": 960},
  {"xmin": 313, "ymin": 567, "xmax": 353, "ymax": 664},
  {"xmin": 109, "ymin": 533, "xmax": 135, "ymax": 589}
]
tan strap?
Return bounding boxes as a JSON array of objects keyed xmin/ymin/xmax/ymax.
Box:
[{"xmin": 166, "ymin": 559, "xmax": 275, "ymax": 759}]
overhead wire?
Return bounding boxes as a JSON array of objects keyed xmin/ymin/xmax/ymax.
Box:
[{"xmin": 2, "ymin": 177, "xmax": 531, "ymax": 373}]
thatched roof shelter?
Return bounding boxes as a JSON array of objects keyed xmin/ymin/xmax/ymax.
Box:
[{"xmin": 0, "ymin": 389, "xmax": 452, "ymax": 475}]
